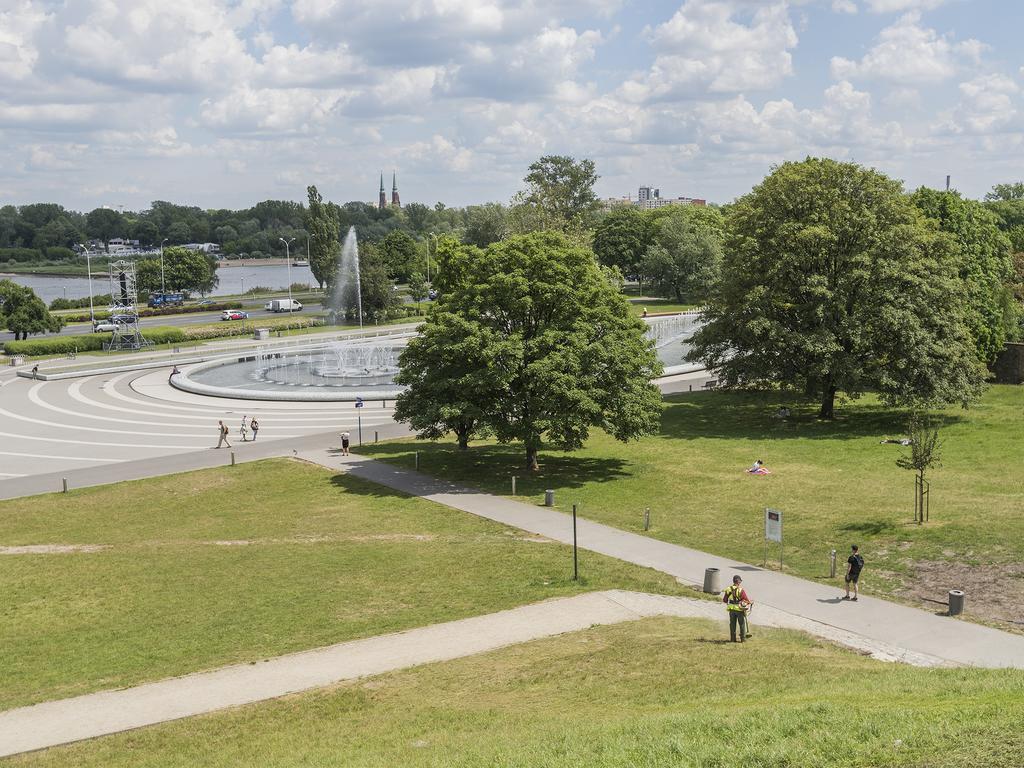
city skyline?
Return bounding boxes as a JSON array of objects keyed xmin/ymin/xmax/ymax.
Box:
[{"xmin": 2, "ymin": 0, "xmax": 1023, "ymax": 210}]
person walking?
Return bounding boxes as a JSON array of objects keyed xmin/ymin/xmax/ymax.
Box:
[
  {"xmin": 240, "ymin": 416, "xmax": 249, "ymax": 443},
  {"xmin": 843, "ymin": 545, "xmax": 864, "ymax": 601},
  {"xmin": 250, "ymin": 417, "xmax": 259, "ymax": 441},
  {"xmin": 216, "ymin": 420, "xmax": 232, "ymax": 449},
  {"xmin": 340, "ymin": 431, "xmax": 350, "ymax": 456},
  {"xmin": 723, "ymin": 575, "xmax": 753, "ymax": 642}
]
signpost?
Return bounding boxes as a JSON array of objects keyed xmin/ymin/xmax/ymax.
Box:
[
  {"xmin": 355, "ymin": 397, "xmax": 364, "ymax": 445},
  {"xmin": 764, "ymin": 507, "xmax": 783, "ymax": 569}
]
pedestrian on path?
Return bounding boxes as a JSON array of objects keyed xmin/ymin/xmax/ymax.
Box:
[
  {"xmin": 31, "ymin": 364, "xmax": 39, "ymax": 379},
  {"xmin": 216, "ymin": 420, "xmax": 232, "ymax": 449},
  {"xmin": 843, "ymin": 545, "xmax": 864, "ymax": 601},
  {"xmin": 340, "ymin": 431, "xmax": 350, "ymax": 456},
  {"xmin": 724, "ymin": 575, "xmax": 753, "ymax": 642},
  {"xmin": 250, "ymin": 417, "xmax": 259, "ymax": 441},
  {"xmin": 240, "ymin": 416, "xmax": 249, "ymax": 442}
]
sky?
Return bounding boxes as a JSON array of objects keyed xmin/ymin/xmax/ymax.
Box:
[{"xmin": 2, "ymin": 0, "xmax": 1023, "ymax": 211}]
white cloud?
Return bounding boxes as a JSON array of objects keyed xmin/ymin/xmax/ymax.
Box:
[
  {"xmin": 0, "ymin": 1, "xmax": 50, "ymax": 81},
  {"xmin": 621, "ymin": 1, "xmax": 798, "ymax": 102},
  {"xmin": 832, "ymin": 0, "xmax": 858, "ymax": 13},
  {"xmin": 830, "ymin": 13, "xmax": 985, "ymax": 83},
  {"xmin": 938, "ymin": 74, "xmax": 1020, "ymax": 135},
  {"xmin": 863, "ymin": 0, "xmax": 947, "ymax": 12}
]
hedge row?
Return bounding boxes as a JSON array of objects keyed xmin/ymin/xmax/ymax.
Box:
[
  {"xmin": 3, "ymin": 327, "xmax": 188, "ymax": 356},
  {"xmin": 180, "ymin": 316, "xmax": 325, "ymax": 341}
]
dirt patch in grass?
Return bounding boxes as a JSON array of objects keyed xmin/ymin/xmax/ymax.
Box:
[
  {"xmin": 0, "ymin": 544, "xmax": 109, "ymax": 555},
  {"xmin": 900, "ymin": 560, "xmax": 1024, "ymax": 627}
]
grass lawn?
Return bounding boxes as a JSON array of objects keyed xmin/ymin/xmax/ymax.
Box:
[
  {"xmin": 630, "ymin": 297, "xmax": 699, "ymax": 314},
  {"xmin": 11, "ymin": 617, "xmax": 1024, "ymax": 767},
  {"xmin": 360, "ymin": 386, "xmax": 1024, "ymax": 628},
  {"xmin": 0, "ymin": 459, "xmax": 685, "ymax": 710}
]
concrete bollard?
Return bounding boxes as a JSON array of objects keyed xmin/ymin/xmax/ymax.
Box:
[
  {"xmin": 544, "ymin": 489, "xmax": 555, "ymax": 507},
  {"xmin": 702, "ymin": 567, "xmax": 721, "ymax": 594},
  {"xmin": 62, "ymin": 478, "xmax": 68, "ymax": 493},
  {"xmin": 231, "ymin": 452, "xmax": 236, "ymax": 466},
  {"xmin": 829, "ymin": 549, "xmax": 837, "ymax": 578},
  {"xmin": 948, "ymin": 589, "xmax": 965, "ymax": 616},
  {"xmin": 374, "ymin": 431, "xmax": 378, "ymax": 444},
  {"xmin": 511, "ymin": 475, "xmax": 517, "ymax": 495},
  {"xmin": 415, "ymin": 451, "xmax": 420, "ymax": 471},
  {"xmin": 643, "ymin": 507, "xmax": 651, "ymax": 531}
]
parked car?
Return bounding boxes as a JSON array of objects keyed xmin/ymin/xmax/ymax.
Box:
[{"xmin": 221, "ymin": 310, "xmax": 249, "ymax": 321}]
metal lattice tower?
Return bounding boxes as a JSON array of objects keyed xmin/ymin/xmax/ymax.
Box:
[{"xmin": 105, "ymin": 259, "xmax": 150, "ymax": 351}]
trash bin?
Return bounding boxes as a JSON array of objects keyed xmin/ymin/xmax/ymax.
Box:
[
  {"xmin": 544, "ymin": 489, "xmax": 554, "ymax": 507},
  {"xmin": 703, "ymin": 567, "xmax": 721, "ymax": 594},
  {"xmin": 948, "ymin": 589, "xmax": 965, "ymax": 616}
]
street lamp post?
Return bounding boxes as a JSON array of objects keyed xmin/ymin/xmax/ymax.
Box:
[
  {"xmin": 280, "ymin": 237, "xmax": 295, "ymax": 309},
  {"xmin": 160, "ymin": 238, "xmax": 169, "ymax": 294},
  {"xmin": 83, "ymin": 244, "xmax": 96, "ymax": 324}
]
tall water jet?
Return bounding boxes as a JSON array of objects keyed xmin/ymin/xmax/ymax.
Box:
[{"xmin": 333, "ymin": 226, "xmax": 363, "ymax": 328}]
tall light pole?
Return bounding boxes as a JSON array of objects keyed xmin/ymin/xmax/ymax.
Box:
[
  {"xmin": 280, "ymin": 237, "xmax": 295, "ymax": 308},
  {"xmin": 159, "ymin": 238, "xmax": 169, "ymax": 293},
  {"xmin": 83, "ymin": 244, "xmax": 96, "ymax": 324}
]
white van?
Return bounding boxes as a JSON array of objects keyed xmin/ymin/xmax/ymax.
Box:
[{"xmin": 269, "ymin": 299, "xmax": 303, "ymax": 313}]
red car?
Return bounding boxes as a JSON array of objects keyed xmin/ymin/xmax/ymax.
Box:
[{"xmin": 220, "ymin": 310, "xmax": 249, "ymax": 321}]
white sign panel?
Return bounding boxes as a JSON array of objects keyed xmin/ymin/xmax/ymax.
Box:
[{"xmin": 764, "ymin": 508, "xmax": 783, "ymax": 543}]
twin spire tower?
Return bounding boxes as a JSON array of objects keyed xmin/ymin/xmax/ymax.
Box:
[{"xmin": 378, "ymin": 172, "xmax": 400, "ymax": 210}]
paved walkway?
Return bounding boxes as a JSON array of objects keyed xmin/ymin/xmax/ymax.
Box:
[
  {"xmin": 303, "ymin": 451, "xmax": 1024, "ymax": 670},
  {"xmin": 0, "ymin": 589, "xmax": 947, "ymax": 758}
]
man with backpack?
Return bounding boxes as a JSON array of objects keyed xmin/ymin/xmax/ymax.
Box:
[
  {"xmin": 843, "ymin": 545, "xmax": 864, "ymax": 601},
  {"xmin": 723, "ymin": 575, "xmax": 753, "ymax": 642}
]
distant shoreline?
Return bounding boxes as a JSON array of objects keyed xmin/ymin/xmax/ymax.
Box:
[{"xmin": 218, "ymin": 258, "xmax": 292, "ymax": 267}]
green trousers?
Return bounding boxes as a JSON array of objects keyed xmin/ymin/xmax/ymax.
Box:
[{"xmin": 729, "ymin": 611, "xmax": 748, "ymax": 642}]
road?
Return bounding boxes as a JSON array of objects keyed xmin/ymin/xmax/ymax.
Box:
[{"xmin": 0, "ymin": 307, "xmax": 306, "ymax": 342}]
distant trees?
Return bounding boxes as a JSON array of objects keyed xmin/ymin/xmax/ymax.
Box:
[
  {"xmin": 135, "ymin": 247, "xmax": 215, "ymax": 294},
  {"xmin": 380, "ymin": 230, "xmax": 419, "ymax": 282},
  {"xmin": 509, "ymin": 155, "xmax": 600, "ymax": 237},
  {"xmin": 0, "ymin": 280, "xmax": 64, "ymax": 340},
  {"xmin": 593, "ymin": 206, "xmax": 652, "ymax": 278},
  {"xmin": 85, "ymin": 208, "xmax": 125, "ymax": 250},
  {"xmin": 305, "ymin": 185, "xmax": 341, "ymax": 291},
  {"xmin": 688, "ymin": 158, "xmax": 984, "ymax": 420},
  {"xmin": 641, "ymin": 205, "xmax": 724, "ymax": 303}
]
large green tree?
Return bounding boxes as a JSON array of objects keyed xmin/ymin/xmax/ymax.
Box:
[
  {"xmin": 305, "ymin": 185, "xmax": 341, "ymax": 290},
  {"xmin": 592, "ymin": 206, "xmax": 652, "ymax": 278},
  {"xmin": 85, "ymin": 208, "xmax": 125, "ymax": 250},
  {"xmin": 0, "ymin": 280, "xmax": 64, "ymax": 340},
  {"xmin": 910, "ymin": 188, "xmax": 1014, "ymax": 363},
  {"xmin": 641, "ymin": 205, "xmax": 723, "ymax": 302},
  {"xmin": 462, "ymin": 203, "xmax": 507, "ymax": 247},
  {"xmin": 380, "ymin": 230, "xmax": 419, "ymax": 282},
  {"xmin": 517, "ymin": 155, "xmax": 599, "ymax": 234},
  {"xmin": 135, "ymin": 247, "xmax": 214, "ymax": 294},
  {"xmin": 688, "ymin": 158, "xmax": 984, "ymax": 419},
  {"xmin": 395, "ymin": 232, "xmax": 663, "ymax": 469}
]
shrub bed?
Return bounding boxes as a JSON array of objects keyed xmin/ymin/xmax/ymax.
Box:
[
  {"xmin": 181, "ymin": 316, "xmax": 325, "ymax": 341},
  {"xmin": 60, "ymin": 302, "xmax": 244, "ymax": 323}
]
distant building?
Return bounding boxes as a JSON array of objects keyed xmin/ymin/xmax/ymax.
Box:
[
  {"xmin": 635, "ymin": 185, "xmax": 706, "ymax": 210},
  {"xmin": 391, "ymin": 172, "xmax": 400, "ymax": 207},
  {"xmin": 183, "ymin": 242, "xmax": 222, "ymax": 254}
]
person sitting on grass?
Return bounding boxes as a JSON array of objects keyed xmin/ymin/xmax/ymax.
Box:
[{"xmin": 747, "ymin": 459, "xmax": 771, "ymax": 475}]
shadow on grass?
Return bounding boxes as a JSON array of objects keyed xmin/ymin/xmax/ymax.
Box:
[
  {"xmin": 328, "ymin": 471, "xmax": 411, "ymax": 499},
  {"xmin": 658, "ymin": 390, "xmax": 965, "ymax": 442},
  {"xmin": 357, "ymin": 442, "xmax": 632, "ymax": 493},
  {"xmin": 838, "ymin": 519, "xmax": 899, "ymax": 536}
]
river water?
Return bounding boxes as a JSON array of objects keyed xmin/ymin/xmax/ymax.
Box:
[{"xmin": 1, "ymin": 264, "xmax": 318, "ymax": 305}]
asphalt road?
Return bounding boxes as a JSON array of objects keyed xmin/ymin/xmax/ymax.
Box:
[{"xmin": 0, "ymin": 307, "xmax": 306, "ymax": 342}]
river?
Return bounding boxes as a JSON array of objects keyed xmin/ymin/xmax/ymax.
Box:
[{"xmin": 1, "ymin": 264, "xmax": 318, "ymax": 305}]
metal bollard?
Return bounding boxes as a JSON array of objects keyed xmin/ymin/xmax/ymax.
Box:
[
  {"xmin": 948, "ymin": 589, "xmax": 965, "ymax": 616},
  {"xmin": 62, "ymin": 478, "xmax": 68, "ymax": 493},
  {"xmin": 643, "ymin": 507, "xmax": 651, "ymax": 531},
  {"xmin": 415, "ymin": 451, "xmax": 420, "ymax": 471},
  {"xmin": 231, "ymin": 452, "xmax": 236, "ymax": 466},
  {"xmin": 544, "ymin": 489, "xmax": 555, "ymax": 507},
  {"xmin": 702, "ymin": 567, "xmax": 721, "ymax": 594},
  {"xmin": 511, "ymin": 475, "xmax": 517, "ymax": 495},
  {"xmin": 374, "ymin": 431, "xmax": 378, "ymax": 444},
  {"xmin": 829, "ymin": 549, "xmax": 837, "ymax": 578}
]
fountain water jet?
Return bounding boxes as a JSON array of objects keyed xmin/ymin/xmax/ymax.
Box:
[{"xmin": 332, "ymin": 227, "xmax": 363, "ymax": 328}]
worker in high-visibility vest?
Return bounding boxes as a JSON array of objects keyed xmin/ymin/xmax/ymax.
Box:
[{"xmin": 723, "ymin": 575, "xmax": 753, "ymax": 642}]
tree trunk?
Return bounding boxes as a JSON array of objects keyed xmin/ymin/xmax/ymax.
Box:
[
  {"xmin": 818, "ymin": 385, "xmax": 837, "ymax": 420},
  {"xmin": 456, "ymin": 426, "xmax": 469, "ymax": 450},
  {"xmin": 526, "ymin": 444, "xmax": 539, "ymax": 472}
]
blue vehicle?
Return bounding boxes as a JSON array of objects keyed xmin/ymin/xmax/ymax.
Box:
[{"xmin": 148, "ymin": 292, "xmax": 185, "ymax": 308}]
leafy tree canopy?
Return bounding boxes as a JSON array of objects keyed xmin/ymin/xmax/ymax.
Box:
[
  {"xmin": 688, "ymin": 158, "xmax": 984, "ymax": 419},
  {"xmin": 519, "ymin": 155, "xmax": 599, "ymax": 235},
  {"xmin": 592, "ymin": 206, "xmax": 653, "ymax": 277},
  {"xmin": 0, "ymin": 280, "xmax": 65, "ymax": 340},
  {"xmin": 640, "ymin": 205, "xmax": 724, "ymax": 302},
  {"xmin": 395, "ymin": 232, "xmax": 663, "ymax": 469}
]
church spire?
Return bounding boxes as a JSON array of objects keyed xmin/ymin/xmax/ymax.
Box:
[
  {"xmin": 391, "ymin": 171, "xmax": 400, "ymax": 208},
  {"xmin": 378, "ymin": 172, "xmax": 387, "ymax": 210}
]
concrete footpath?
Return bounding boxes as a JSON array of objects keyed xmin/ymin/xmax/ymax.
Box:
[
  {"xmin": 0, "ymin": 589, "xmax": 947, "ymax": 758},
  {"xmin": 316, "ymin": 451, "xmax": 1024, "ymax": 670}
]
